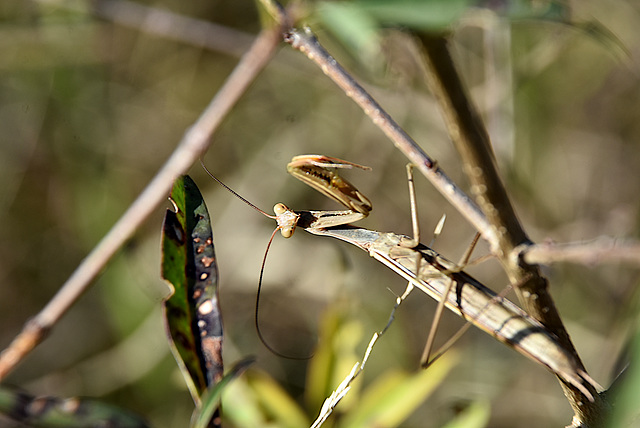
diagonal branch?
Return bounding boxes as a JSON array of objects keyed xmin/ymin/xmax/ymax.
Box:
[
  {"xmin": 520, "ymin": 237, "xmax": 640, "ymax": 266},
  {"xmin": 283, "ymin": 28, "xmax": 498, "ymax": 252},
  {"xmin": 0, "ymin": 26, "xmax": 282, "ymax": 381}
]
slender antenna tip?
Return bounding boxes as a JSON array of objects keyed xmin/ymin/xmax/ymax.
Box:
[{"xmin": 200, "ymin": 158, "xmax": 276, "ymax": 219}]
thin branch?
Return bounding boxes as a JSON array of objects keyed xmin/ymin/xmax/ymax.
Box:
[
  {"xmin": 520, "ymin": 237, "xmax": 640, "ymax": 266},
  {"xmin": 283, "ymin": 28, "xmax": 498, "ymax": 251},
  {"xmin": 93, "ymin": 0, "xmax": 255, "ymax": 57},
  {"xmin": 48, "ymin": 0, "xmax": 298, "ymax": 69},
  {"xmin": 0, "ymin": 26, "xmax": 282, "ymax": 381},
  {"xmin": 310, "ymin": 335, "xmax": 376, "ymax": 428}
]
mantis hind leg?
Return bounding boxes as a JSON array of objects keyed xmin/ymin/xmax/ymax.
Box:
[{"xmin": 397, "ymin": 163, "xmax": 483, "ymax": 368}]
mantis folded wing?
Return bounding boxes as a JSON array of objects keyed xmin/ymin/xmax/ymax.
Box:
[
  {"xmin": 276, "ymin": 155, "xmax": 600, "ymax": 402},
  {"xmin": 305, "ymin": 224, "xmax": 599, "ymax": 401}
]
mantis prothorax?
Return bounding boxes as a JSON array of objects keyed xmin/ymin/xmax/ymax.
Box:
[{"xmin": 203, "ymin": 154, "xmax": 601, "ymax": 402}]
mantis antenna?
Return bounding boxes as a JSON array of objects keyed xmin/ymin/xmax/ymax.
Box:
[{"xmin": 200, "ymin": 159, "xmax": 309, "ymax": 360}]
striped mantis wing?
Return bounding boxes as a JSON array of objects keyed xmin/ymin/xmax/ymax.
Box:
[{"xmin": 302, "ymin": 224, "xmax": 600, "ymax": 402}]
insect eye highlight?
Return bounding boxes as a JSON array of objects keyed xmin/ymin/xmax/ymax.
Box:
[
  {"xmin": 273, "ymin": 203, "xmax": 287, "ymax": 215},
  {"xmin": 280, "ymin": 227, "xmax": 294, "ymax": 238}
]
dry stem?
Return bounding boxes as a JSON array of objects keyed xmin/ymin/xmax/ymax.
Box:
[
  {"xmin": 520, "ymin": 237, "xmax": 640, "ymax": 266},
  {"xmin": 418, "ymin": 34, "xmax": 605, "ymax": 426}
]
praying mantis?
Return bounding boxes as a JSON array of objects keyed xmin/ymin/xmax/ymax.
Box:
[{"xmin": 206, "ymin": 154, "xmax": 601, "ymax": 403}]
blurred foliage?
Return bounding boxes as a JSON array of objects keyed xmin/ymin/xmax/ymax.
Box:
[
  {"xmin": 1, "ymin": 0, "xmax": 640, "ymax": 427},
  {"xmin": 318, "ymin": 0, "xmax": 568, "ymax": 36},
  {"xmin": 219, "ymin": 303, "xmax": 459, "ymax": 428},
  {"xmin": 0, "ymin": 385, "xmax": 150, "ymax": 428}
]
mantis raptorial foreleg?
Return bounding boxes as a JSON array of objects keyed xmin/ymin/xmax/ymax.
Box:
[{"xmin": 274, "ymin": 155, "xmax": 372, "ymax": 237}]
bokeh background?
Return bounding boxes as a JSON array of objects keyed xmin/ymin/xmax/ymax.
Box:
[{"xmin": 1, "ymin": 1, "xmax": 640, "ymax": 427}]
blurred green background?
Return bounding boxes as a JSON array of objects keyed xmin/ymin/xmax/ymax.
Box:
[{"xmin": 1, "ymin": 0, "xmax": 640, "ymax": 427}]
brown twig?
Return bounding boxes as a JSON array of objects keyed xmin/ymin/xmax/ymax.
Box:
[
  {"xmin": 0, "ymin": 26, "xmax": 282, "ymax": 381},
  {"xmin": 283, "ymin": 27, "xmax": 498, "ymax": 251},
  {"xmin": 418, "ymin": 34, "xmax": 606, "ymax": 426},
  {"xmin": 520, "ymin": 237, "xmax": 640, "ymax": 267}
]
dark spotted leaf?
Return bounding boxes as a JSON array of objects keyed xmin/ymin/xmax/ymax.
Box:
[{"xmin": 161, "ymin": 175, "xmax": 223, "ymax": 424}]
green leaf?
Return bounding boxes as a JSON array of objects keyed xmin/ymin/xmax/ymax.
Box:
[
  {"xmin": 354, "ymin": 0, "xmax": 471, "ymax": 30},
  {"xmin": 0, "ymin": 386, "xmax": 149, "ymax": 428},
  {"xmin": 316, "ymin": 0, "xmax": 573, "ymax": 37},
  {"xmin": 305, "ymin": 304, "xmax": 363, "ymax": 413},
  {"xmin": 317, "ymin": 2, "xmax": 382, "ymax": 68},
  {"xmin": 191, "ymin": 358, "xmax": 255, "ymax": 428},
  {"xmin": 608, "ymin": 317, "xmax": 640, "ymax": 427},
  {"xmin": 161, "ymin": 175, "xmax": 223, "ymax": 405},
  {"xmin": 441, "ymin": 399, "xmax": 491, "ymax": 428},
  {"xmin": 342, "ymin": 351, "xmax": 459, "ymax": 428},
  {"xmin": 246, "ymin": 370, "xmax": 311, "ymax": 428},
  {"xmin": 221, "ymin": 377, "xmax": 273, "ymax": 427},
  {"xmin": 317, "ymin": 0, "xmax": 471, "ymax": 34}
]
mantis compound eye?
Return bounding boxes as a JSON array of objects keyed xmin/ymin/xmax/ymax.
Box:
[
  {"xmin": 273, "ymin": 203, "xmax": 287, "ymax": 215},
  {"xmin": 280, "ymin": 227, "xmax": 294, "ymax": 238}
]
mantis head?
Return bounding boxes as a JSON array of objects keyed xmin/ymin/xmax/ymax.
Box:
[{"xmin": 274, "ymin": 203, "xmax": 300, "ymax": 238}]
